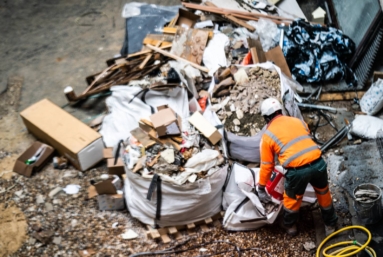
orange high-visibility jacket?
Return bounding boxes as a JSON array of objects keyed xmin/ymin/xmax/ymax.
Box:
[{"xmin": 259, "ymin": 115, "xmax": 321, "ymax": 186}]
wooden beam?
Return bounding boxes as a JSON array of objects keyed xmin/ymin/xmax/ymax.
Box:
[
  {"xmin": 224, "ymin": 14, "xmax": 255, "ymax": 31},
  {"xmin": 183, "ymin": 2, "xmax": 294, "ymax": 22},
  {"xmin": 139, "ymin": 41, "xmax": 162, "ymax": 70},
  {"xmin": 127, "ymin": 44, "xmax": 172, "ymax": 58},
  {"xmin": 145, "ymin": 44, "xmax": 210, "ymax": 73},
  {"xmin": 319, "ymin": 91, "xmax": 365, "ymax": 101}
]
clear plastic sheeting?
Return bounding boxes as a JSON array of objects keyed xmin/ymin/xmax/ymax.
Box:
[
  {"xmin": 120, "ymin": 3, "xmax": 180, "ymax": 55},
  {"xmin": 255, "ymin": 18, "xmax": 280, "ymax": 52}
]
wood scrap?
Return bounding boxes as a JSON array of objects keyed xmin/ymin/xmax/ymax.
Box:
[
  {"xmin": 319, "ymin": 91, "xmax": 365, "ymax": 101},
  {"xmin": 224, "ymin": 14, "xmax": 255, "ymax": 32},
  {"xmin": 248, "ymin": 39, "xmax": 266, "ymax": 63},
  {"xmin": 213, "ymin": 77, "xmax": 235, "ymax": 96},
  {"xmin": 130, "ymin": 127, "xmax": 156, "ymax": 148},
  {"xmin": 145, "ymin": 44, "xmax": 209, "ymax": 73},
  {"xmin": 139, "ymin": 41, "xmax": 162, "ymax": 70}
]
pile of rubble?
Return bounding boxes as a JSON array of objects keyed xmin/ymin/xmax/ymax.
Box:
[{"xmin": 211, "ymin": 66, "xmax": 281, "ymax": 136}]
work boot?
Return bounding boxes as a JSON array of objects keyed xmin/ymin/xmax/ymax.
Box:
[
  {"xmin": 324, "ymin": 224, "xmax": 337, "ymax": 237},
  {"xmin": 279, "ymin": 220, "xmax": 298, "ymax": 236}
]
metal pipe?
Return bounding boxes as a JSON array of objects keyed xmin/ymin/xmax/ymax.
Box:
[
  {"xmin": 297, "ymin": 102, "xmax": 339, "ymax": 113},
  {"xmin": 320, "ymin": 124, "xmax": 351, "ymax": 153}
]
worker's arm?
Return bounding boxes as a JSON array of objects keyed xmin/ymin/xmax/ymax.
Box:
[{"xmin": 258, "ymin": 137, "xmax": 275, "ymax": 187}]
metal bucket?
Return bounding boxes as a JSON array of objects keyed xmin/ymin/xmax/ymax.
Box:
[{"xmin": 353, "ymin": 183, "xmax": 383, "ymax": 225}]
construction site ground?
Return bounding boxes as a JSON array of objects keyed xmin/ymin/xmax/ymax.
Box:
[{"xmin": 0, "ymin": 0, "xmax": 381, "ymax": 256}]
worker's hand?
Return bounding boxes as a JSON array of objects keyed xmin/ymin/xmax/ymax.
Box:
[{"xmin": 257, "ymin": 185, "xmax": 271, "ymax": 203}]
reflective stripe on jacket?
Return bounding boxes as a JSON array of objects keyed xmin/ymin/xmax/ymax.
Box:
[{"xmin": 259, "ymin": 115, "xmax": 321, "ymax": 186}]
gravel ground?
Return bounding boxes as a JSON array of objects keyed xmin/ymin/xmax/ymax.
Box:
[{"xmin": 0, "ymin": 162, "xmax": 318, "ymax": 257}]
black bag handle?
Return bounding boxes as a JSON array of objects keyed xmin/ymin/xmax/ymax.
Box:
[
  {"xmin": 128, "ymin": 88, "xmax": 155, "ymax": 114},
  {"xmin": 147, "ymin": 174, "xmax": 162, "ymax": 221},
  {"xmin": 114, "ymin": 140, "xmax": 124, "ymax": 165}
]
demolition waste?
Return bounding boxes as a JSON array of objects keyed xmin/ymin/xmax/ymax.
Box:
[{"xmin": 1, "ymin": 0, "xmax": 383, "ymax": 256}]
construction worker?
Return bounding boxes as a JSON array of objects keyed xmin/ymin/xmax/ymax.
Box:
[{"xmin": 257, "ymin": 97, "xmax": 338, "ymax": 236}]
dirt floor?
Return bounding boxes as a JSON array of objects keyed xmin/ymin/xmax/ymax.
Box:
[{"xmin": 0, "ymin": 0, "xmax": 360, "ymax": 256}]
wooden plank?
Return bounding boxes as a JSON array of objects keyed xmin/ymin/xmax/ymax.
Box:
[
  {"xmin": 161, "ymin": 234, "xmax": 171, "ymax": 243},
  {"xmin": 163, "ymin": 27, "xmax": 178, "ymax": 34},
  {"xmin": 225, "ymin": 14, "xmax": 255, "ymax": 31},
  {"xmin": 204, "ymin": 217, "xmax": 213, "ymax": 224},
  {"xmin": 186, "ymin": 223, "xmax": 196, "ymax": 229},
  {"xmin": 145, "ymin": 44, "xmax": 209, "ymax": 73},
  {"xmin": 319, "ymin": 91, "xmax": 365, "ymax": 101},
  {"xmin": 168, "ymin": 227, "xmax": 178, "ymax": 234},
  {"xmin": 127, "ymin": 44, "xmax": 172, "ymax": 58},
  {"xmin": 183, "ymin": 2, "xmax": 294, "ymax": 22},
  {"xmin": 139, "ymin": 41, "xmax": 162, "ymax": 70},
  {"xmin": 248, "ymin": 39, "xmax": 266, "ymax": 63}
]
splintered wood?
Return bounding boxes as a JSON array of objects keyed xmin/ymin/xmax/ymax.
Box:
[{"xmin": 145, "ymin": 212, "xmax": 223, "ymax": 243}]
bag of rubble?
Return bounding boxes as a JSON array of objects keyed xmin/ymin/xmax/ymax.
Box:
[
  {"xmin": 209, "ymin": 62, "xmax": 303, "ymax": 162},
  {"xmin": 222, "ymin": 163, "xmax": 281, "ymax": 231},
  {"xmin": 124, "ymin": 162, "xmax": 228, "ymax": 227},
  {"xmin": 222, "ymin": 163, "xmax": 317, "ymax": 231}
]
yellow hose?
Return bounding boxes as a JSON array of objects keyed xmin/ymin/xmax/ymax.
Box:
[{"xmin": 316, "ymin": 225, "xmax": 376, "ymax": 257}]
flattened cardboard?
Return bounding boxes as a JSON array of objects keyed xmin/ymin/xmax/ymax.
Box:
[
  {"xmin": 130, "ymin": 127, "xmax": 156, "ymax": 148},
  {"xmin": 107, "ymin": 158, "xmax": 125, "ymax": 176},
  {"xmin": 94, "ymin": 179, "xmax": 117, "ymax": 195},
  {"xmin": 188, "ymin": 112, "xmax": 222, "ymax": 145},
  {"xmin": 88, "ymin": 186, "xmax": 98, "ymax": 199},
  {"xmin": 103, "ymin": 148, "xmax": 114, "ymax": 159},
  {"xmin": 20, "ymin": 99, "xmax": 103, "ymax": 171},
  {"xmin": 149, "ymin": 107, "xmax": 181, "ymax": 137},
  {"xmin": 13, "ymin": 141, "xmax": 54, "ymax": 177},
  {"xmin": 265, "ymin": 46, "xmax": 292, "ymax": 78},
  {"xmin": 175, "ymin": 9, "xmax": 199, "ymax": 29},
  {"xmin": 97, "ymin": 194, "xmax": 125, "ymax": 211}
]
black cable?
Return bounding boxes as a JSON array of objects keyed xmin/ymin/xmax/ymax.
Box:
[{"xmin": 129, "ymin": 239, "xmax": 272, "ymax": 257}]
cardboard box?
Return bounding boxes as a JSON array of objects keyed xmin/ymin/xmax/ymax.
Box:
[
  {"xmin": 94, "ymin": 179, "xmax": 117, "ymax": 195},
  {"xmin": 107, "ymin": 158, "xmax": 125, "ymax": 175},
  {"xmin": 13, "ymin": 141, "xmax": 55, "ymax": 177},
  {"xmin": 265, "ymin": 46, "xmax": 292, "ymax": 78},
  {"xmin": 175, "ymin": 9, "xmax": 199, "ymax": 29},
  {"xmin": 97, "ymin": 194, "xmax": 125, "ymax": 211},
  {"xmin": 20, "ymin": 99, "xmax": 104, "ymax": 171},
  {"xmin": 149, "ymin": 106, "xmax": 181, "ymax": 137},
  {"xmin": 188, "ymin": 111, "xmax": 222, "ymax": 145}
]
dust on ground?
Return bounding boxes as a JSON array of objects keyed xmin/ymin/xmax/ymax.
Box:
[{"xmin": 0, "ymin": 203, "xmax": 28, "ymax": 257}]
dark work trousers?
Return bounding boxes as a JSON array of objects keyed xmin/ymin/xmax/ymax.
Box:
[{"xmin": 283, "ymin": 157, "xmax": 338, "ymax": 227}]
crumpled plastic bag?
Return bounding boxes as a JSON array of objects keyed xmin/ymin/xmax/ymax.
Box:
[
  {"xmin": 351, "ymin": 115, "xmax": 383, "ymax": 139},
  {"xmin": 184, "ymin": 149, "xmax": 223, "ymax": 173},
  {"xmin": 255, "ymin": 18, "xmax": 280, "ymax": 52},
  {"xmin": 360, "ymin": 79, "xmax": 383, "ymax": 116}
]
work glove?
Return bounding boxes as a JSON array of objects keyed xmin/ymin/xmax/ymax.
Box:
[{"xmin": 257, "ymin": 185, "xmax": 271, "ymax": 203}]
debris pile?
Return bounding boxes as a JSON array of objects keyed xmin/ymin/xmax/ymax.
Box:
[
  {"xmin": 355, "ymin": 189, "xmax": 380, "ymax": 203},
  {"xmin": 211, "ymin": 66, "xmax": 281, "ymax": 136}
]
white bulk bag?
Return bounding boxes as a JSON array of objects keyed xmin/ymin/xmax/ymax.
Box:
[
  {"xmin": 124, "ymin": 164, "xmax": 228, "ymax": 227},
  {"xmin": 100, "ymin": 86, "xmax": 189, "ymax": 148},
  {"xmin": 360, "ymin": 79, "xmax": 383, "ymax": 115},
  {"xmin": 223, "ymin": 163, "xmax": 281, "ymax": 231},
  {"xmin": 208, "ymin": 62, "xmax": 303, "ymax": 162}
]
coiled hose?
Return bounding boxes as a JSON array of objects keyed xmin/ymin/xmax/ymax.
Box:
[{"xmin": 316, "ymin": 225, "xmax": 376, "ymax": 257}]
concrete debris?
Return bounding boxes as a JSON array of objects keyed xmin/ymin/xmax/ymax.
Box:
[
  {"xmin": 160, "ymin": 149, "xmax": 175, "ymax": 164},
  {"xmin": 48, "ymin": 187, "xmax": 62, "ymax": 198},
  {"xmin": 36, "ymin": 194, "xmax": 45, "ymax": 204},
  {"xmin": 303, "ymin": 241, "xmax": 316, "ymax": 251},
  {"xmin": 121, "ymin": 229, "xmax": 138, "ymax": 240},
  {"xmin": 44, "ymin": 202, "xmax": 54, "ymax": 212},
  {"xmin": 53, "ymin": 236, "xmax": 62, "ymax": 245}
]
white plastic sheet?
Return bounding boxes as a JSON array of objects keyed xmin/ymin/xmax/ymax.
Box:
[
  {"xmin": 100, "ymin": 86, "xmax": 189, "ymax": 147},
  {"xmin": 351, "ymin": 115, "xmax": 383, "ymax": 139},
  {"xmin": 203, "ymin": 32, "xmax": 230, "ymax": 76}
]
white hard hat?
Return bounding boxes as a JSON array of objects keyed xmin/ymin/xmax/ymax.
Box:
[{"xmin": 261, "ymin": 97, "xmax": 282, "ymax": 116}]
